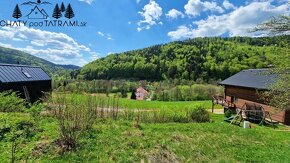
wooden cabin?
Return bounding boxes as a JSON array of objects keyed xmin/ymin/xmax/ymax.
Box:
[
  {"xmin": 0, "ymin": 63, "xmax": 51, "ymax": 103},
  {"xmin": 136, "ymin": 86, "xmax": 149, "ymax": 100},
  {"xmin": 219, "ymin": 69, "xmax": 290, "ymax": 125}
]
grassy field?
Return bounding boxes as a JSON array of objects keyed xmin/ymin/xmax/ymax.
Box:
[
  {"xmin": 0, "ymin": 113, "xmax": 290, "ymax": 162},
  {"xmin": 118, "ymin": 98, "xmax": 220, "ymax": 110},
  {"xmin": 0, "ymin": 97, "xmax": 290, "ymax": 162},
  {"xmin": 56, "ymin": 92, "xmax": 223, "ymax": 110}
]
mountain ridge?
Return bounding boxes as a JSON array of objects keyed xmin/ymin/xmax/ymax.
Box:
[
  {"xmin": 79, "ymin": 35, "xmax": 290, "ymax": 81},
  {"xmin": 0, "ymin": 46, "xmax": 80, "ymax": 75}
]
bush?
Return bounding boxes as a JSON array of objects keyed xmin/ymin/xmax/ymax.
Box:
[
  {"xmin": 153, "ymin": 84, "xmax": 223, "ymax": 101},
  {"xmin": 189, "ymin": 105, "xmax": 210, "ymax": 123},
  {"xmin": 0, "ymin": 116, "xmax": 37, "ymax": 162},
  {"xmin": 224, "ymin": 110, "xmax": 232, "ymax": 118},
  {"xmin": 0, "ymin": 91, "xmax": 25, "ymax": 112},
  {"xmin": 50, "ymin": 94, "xmax": 98, "ymax": 152},
  {"xmin": 26, "ymin": 103, "xmax": 46, "ymax": 121}
]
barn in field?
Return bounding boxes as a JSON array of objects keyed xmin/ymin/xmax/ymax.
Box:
[
  {"xmin": 136, "ymin": 86, "xmax": 149, "ymax": 100},
  {"xmin": 0, "ymin": 63, "xmax": 51, "ymax": 103},
  {"xmin": 219, "ymin": 69, "xmax": 290, "ymax": 125}
]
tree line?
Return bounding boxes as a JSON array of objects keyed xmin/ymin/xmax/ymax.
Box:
[{"xmin": 78, "ymin": 36, "xmax": 289, "ymax": 82}]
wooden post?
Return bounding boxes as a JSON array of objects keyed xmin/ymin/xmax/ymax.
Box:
[{"xmin": 211, "ymin": 96, "xmax": 214, "ymax": 113}]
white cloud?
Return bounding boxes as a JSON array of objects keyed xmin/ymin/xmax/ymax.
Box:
[
  {"xmin": 90, "ymin": 52, "xmax": 99, "ymax": 60},
  {"xmin": 168, "ymin": 26, "xmax": 194, "ymax": 40},
  {"xmin": 166, "ymin": 9, "xmax": 185, "ymax": 19},
  {"xmin": 184, "ymin": 0, "xmax": 224, "ymax": 17},
  {"xmin": 169, "ymin": 1, "xmax": 289, "ymax": 40},
  {"xmin": 136, "ymin": 0, "xmax": 141, "ymax": 4},
  {"xmin": 137, "ymin": 27, "xmax": 142, "ymax": 32},
  {"xmin": 97, "ymin": 31, "xmax": 105, "ymax": 37},
  {"xmin": 97, "ymin": 31, "xmax": 114, "ymax": 40},
  {"xmin": 0, "ymin": 25, "xmax": 97, "ymax": 66},
  {"xmin": 137, "ymin": 0, "xmax": 163, "ymax": 31},
  {"xmin": 79, "ymin": 0, "xmax": 94, "ymax": 5},
  {"xmin": 0, "ymin": 42, "xmax": 13, "ymax": 48},
  {"xmin": 223, "ymin": 0, "xmax": 236, "ymax": 10}
]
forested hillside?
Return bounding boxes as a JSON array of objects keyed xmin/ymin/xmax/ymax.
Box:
[
  {"xmin": 80, "ymin": 36, "xmax": 290, "ymax": 81},
  {"xmin": 0, "ymin": 47, "xmax": 80, "ymax": 75}
]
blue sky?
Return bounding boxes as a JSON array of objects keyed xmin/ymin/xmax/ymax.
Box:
[{"xmin": 0, "ymin": 0, "xmax": 288, "ymax": 66}]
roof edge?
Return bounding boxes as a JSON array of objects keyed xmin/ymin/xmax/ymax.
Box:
[
  {"xmin": 220, "ymin": 83, "xmax": 270, "ymax": 91},
  {"xmin": 0, "ymin": 63, "xmax": 41, "ymax": 68}
]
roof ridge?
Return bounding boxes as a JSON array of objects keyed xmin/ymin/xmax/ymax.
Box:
[
  {"xmin": 0, "ymin": 63, "xmax": 40, "ymax": 68},
  {"xmin": 243, "ymin": 68, "xmax": 270, "ymax": 71}
]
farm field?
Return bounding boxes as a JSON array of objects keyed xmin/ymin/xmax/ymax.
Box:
[{"xmin": 0, "ymin": 94, "xmax": 290, "ymax": 162}]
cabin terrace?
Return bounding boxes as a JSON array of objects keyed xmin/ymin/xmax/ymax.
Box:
[{"xmin": 219, "ymin": 69, "xmax": 290, "ymax": 125}]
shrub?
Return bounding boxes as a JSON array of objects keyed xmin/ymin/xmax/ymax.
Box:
[
  {"xmin": 50, "ymin": 94, "xmax": 99, "ymax": 152},
  {"xmin": 26, "ymin": 103, "xmax": 46, "ymax": 121},
  {"xmin": 224, "ymin": 109, "xmax": 232, "ymax": 118},
  {"xmin": 0, "ymin": 91, "xmax": 25, "ymax": 112},
  {"xmin": 153, "ymin": 84, "xmax": 223, "ymax": 101},
  {"xmin": 0, "ymin": 117, "xmax": 36, "ymax": 162},
  {"xmin": 189, "ymin": 105, "xmax": 210, "ymax": 123}
]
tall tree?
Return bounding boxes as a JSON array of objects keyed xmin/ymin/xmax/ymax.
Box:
[
  {"xmin": 65, "ymin": 3, "xmax": 75, "ymax": 19},
  {"xmin": 254, "ymin": 15, "xmax": 290, "ymax": 111},
  {"xmin": 252, "ymin": 15, "xmax": 290, "ymax": 35},
  {"xmin": 12, "ymin": 4, "xmax": 22, "ymax": 19},
  {"xmin": 60, "ymin": 2, "xmax": 66, "ymax": 12},
  {"xmin": 52, "ymin": 4, "xmax": 62, "ymax": 19}
]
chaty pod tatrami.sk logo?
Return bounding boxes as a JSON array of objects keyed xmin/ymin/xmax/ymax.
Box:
[{"xmin": 1, "ymin": 0, "xmax": 87, "ymax": 27}]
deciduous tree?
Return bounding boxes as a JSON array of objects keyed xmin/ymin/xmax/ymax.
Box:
[{"xmin": 254, "ymin": 15, "xmax": 290, "ymax": 111}]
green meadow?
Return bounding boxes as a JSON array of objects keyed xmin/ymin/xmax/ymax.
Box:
[{"xmin": 0, "ymin": 93, "xmax": 289, "ymax": 162}]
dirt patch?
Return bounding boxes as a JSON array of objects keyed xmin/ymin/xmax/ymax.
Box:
[
  {"xmin": 31, "ymin": 141, "xmax": 51, "ymax": 157},
  {"xmin": 208, "ymin": 109, "xmax": 224, "ymax": 114},
  {"xmin": 147, "ymin": 146, "xmax": 179, "ymax": 163}
]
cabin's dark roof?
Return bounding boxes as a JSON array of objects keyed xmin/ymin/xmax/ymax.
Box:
[
  {"xmin": 0, "ymin": 63, "xmax": 51, "ymax": 83},
  {"xmin": 219, "ymin": 69, "xmax": 277, "ymax": 90}
]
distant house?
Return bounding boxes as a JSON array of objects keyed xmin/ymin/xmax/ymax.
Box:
[
  {"xmin": 136, "ymin": 86, "xmax": 149, "ymax": 100},
  {"xmin": 0, "ymin": 63, "xmax": 51, "ymax": 103},
  {"xmin": 26, "ymin": 6, "xmax": 48, "ymax": 19},
  {"xmin": 219, "ymin": 69, "xmax": 290, "ymax": 125}
]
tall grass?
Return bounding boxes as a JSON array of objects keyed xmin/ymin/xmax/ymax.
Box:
[
  {"xmin": 50, "ymin": 93, "xmax": 211, "ymax": 124},
  {"xmin": 47, "ymin": 93, "xmax": 211, "ymax": 152}
]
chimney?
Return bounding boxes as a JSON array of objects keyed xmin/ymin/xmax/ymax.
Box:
[{"xmin": 17, "ymin": 61, "xmax": 20, "ymax": 65}]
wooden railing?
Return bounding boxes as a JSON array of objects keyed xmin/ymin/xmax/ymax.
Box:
[{"xmin": 212, "ymin": 95, "xmax": 236, "ymax": 112}]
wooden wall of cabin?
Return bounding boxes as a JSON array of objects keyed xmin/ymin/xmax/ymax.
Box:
[
  {"xmin": 225, "ymin": 85, "xmax": 289, "ymax": 125},
  {"xmin": 0, "ymin": 81, "xmax": 51, "ymax": 103}
]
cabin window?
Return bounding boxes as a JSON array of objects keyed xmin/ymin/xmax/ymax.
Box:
[{"xmin": 23, "ymin": 71, "xmax": 32, "ymax": 78}]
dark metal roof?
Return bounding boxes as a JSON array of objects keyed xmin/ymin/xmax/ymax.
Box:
[
  {"xmin": 219, "ymin": 69, "xmax": 277, "ymax": 90},
  {"xmin": 0, "ymin": 63, "xmax": 51, "ymax": 83}
]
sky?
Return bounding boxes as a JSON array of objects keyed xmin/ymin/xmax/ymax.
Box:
[{"xmin": 0, "ymin": 0, "xmax": 289, "ymax": 66}]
